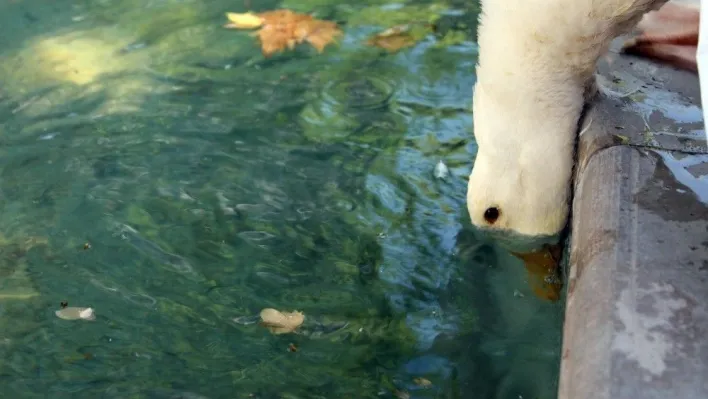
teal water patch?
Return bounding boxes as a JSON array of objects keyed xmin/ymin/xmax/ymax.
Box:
[{"xmin": 0, "ymin": 0, "xmax": 562, "ymax": 398}]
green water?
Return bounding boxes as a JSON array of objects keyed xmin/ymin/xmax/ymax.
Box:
[{"xmin": 0, "ymin": 0, "xmax": 564, "ymax": 398}]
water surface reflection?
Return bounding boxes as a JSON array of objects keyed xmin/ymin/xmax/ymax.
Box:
[{"xmin": 0, "ymin": 0, "xmax": 562, "ymax": 398}]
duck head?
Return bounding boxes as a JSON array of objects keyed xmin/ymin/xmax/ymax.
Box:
[
  {"xmin": 466, "ymin": 0, "xmax": 668, "ymax": 238},
  {"xmin": 466, "ymin": 80, "xmax": 579, "ymax": 238}
]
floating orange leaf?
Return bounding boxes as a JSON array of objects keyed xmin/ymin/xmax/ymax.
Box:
[{"xmin": 225, "ymin": 9, "xmax": 342, "ymax": 57}]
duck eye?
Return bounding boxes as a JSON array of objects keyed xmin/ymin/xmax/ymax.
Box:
[{"xmin": 483, "ymin": 207, "xmax": 500, "ymax": 224}]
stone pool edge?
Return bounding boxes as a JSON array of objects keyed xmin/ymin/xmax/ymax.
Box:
[{"xmin": 558, "ymin": 38, "xmax": 708, "ymax": 399}]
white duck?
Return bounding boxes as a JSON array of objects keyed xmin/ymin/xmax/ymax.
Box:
[{"xmin": 466, "ymin": 0, "xmax": 671, "ymax": 237}]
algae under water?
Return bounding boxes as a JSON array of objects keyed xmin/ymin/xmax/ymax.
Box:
[{"xmin": 0, "ymin": 0, "xmax": 563, "ymax": 398}]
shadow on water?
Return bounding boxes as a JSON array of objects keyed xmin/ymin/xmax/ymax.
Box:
[{"xmin": 0, "ymin": 0, "xmax": 563, "ymax": 398}]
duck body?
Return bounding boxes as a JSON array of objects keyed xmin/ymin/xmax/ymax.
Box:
[{"xmin": 467, "ymin": 0, "xmax": 668, "ymax": 237}]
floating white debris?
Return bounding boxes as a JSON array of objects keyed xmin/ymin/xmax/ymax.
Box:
[
  {"xmin": 434, "ymin": 160, "xmax": 449, "ymax": 179},
  {"xmin": 259, "ymin": 308, "xmax": 304, "ymax": 335},
  {"xmin": 39, "ymin": 132, "xmax": 59, "ymax": 140},
  {"xmin": 56, "ymin": 307, "xmax": 96, "ymax": 321}
]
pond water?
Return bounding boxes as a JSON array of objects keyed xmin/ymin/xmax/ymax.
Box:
[{"xmin": 0, "ymin": 0, "xmax": 564, "ymax": 398}]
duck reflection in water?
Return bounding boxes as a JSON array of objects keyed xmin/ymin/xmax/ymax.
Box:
[{"xmin": 482, "ymin": 228, "xmax": 565, "ymax": 302}]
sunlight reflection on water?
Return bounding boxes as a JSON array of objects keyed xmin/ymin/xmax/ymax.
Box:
[{"xmin": 0, "ymin": 0, "xmax": 562, "ymax": 398}]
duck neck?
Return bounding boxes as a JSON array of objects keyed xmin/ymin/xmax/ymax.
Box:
[
  {"xmin": 475, "ymin": 63, "xmax": 587, "ymax": 135},
  {"xmin": 475, "ymin": 0, "xmax": 606, "ymax": 99}
]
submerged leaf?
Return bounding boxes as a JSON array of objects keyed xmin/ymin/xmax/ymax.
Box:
[
  {"xmin": 413, "ymin": 377, "xmax": 432, "ymax": 388},
  {"xmin": 395, "ymin": 390, "xmax": 411, "ymax": 399},
  {"xmin": 224, "ymin": 9, "xmax": 342, "ymax": 57}
]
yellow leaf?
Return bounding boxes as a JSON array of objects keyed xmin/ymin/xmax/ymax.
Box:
[{"xmin": 225, "ymin": 12, "xmax": 264, "ymax": 29}]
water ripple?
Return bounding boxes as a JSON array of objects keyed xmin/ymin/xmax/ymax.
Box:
[
  {"xmin": 87, "ymin": 275, "xmax": 158, "ymax": 308},
  {"xmin": 300, "ymin": 75, "xmax": 398, "ymax": 142},
  {"xmin": 237, "ymin": 230, "xmax": 277, "ymax": 243},
  {"xmin": 397, "ymin": 72, "xmax": 473, "ymax": 112},
  {"xmin": 321, "ymin": 76, "xmax": 395, "ymax": 111},
  {"xmin": 395, "ymin": 44, "xmax": 475, "ymax": 112},
  {"xmin": 116, "ymin": 223, "xmax": 202, "ymax": 280}
]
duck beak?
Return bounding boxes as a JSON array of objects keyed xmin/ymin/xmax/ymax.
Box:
[{"xmin": 510, "ymin": 244, "xmax": 564, "ymax": 301}]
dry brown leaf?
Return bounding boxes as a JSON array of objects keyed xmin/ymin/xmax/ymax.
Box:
[
  {"xmin": 367, "ymin": 25, "xmax": 418, "ymax": 52},
  {"xmin": 259, "ymin": 308, "xmax": 305, "ymax": 334},
  {"xmin": 225, "ymin": 9, "xmax": 342, "ymax": 57}
]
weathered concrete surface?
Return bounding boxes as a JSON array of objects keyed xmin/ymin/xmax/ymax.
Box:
[{"xmin": 559, "ymin": 38, "xmax": 708, "ymax": 399}]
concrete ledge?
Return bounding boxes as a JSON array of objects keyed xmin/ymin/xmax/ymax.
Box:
[{"xmin": 559, "ymin": 39, "xmax": 708, "ymax": 399}]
